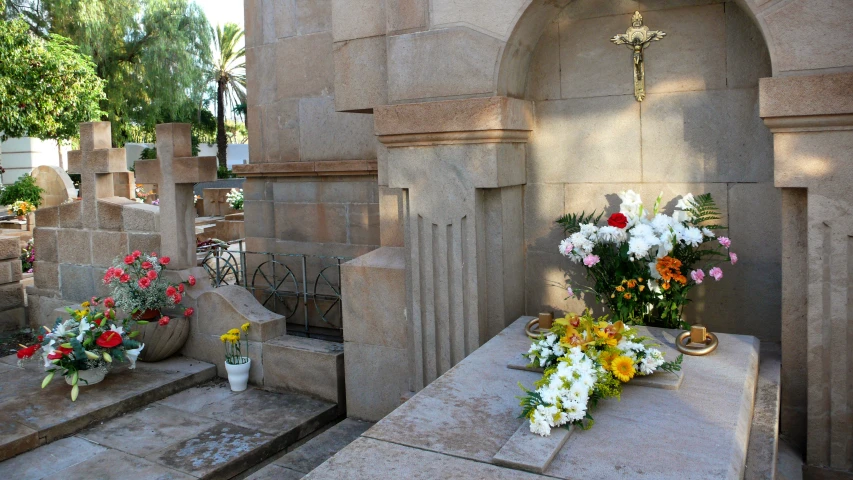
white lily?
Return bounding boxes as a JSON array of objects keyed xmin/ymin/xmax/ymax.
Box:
[
  {"xmin": 125, "ymin": 344, "xmax": 145, "ymax": 369},
  {"xmin": 76, "ymin": 318, "xmax": 92, "ymax": 343},
  {"xmin": 109, "ymin": 324, "xmax": 125, "ymax": 336},
  {"xmin": 42, "ymin": 339, "xmax": 56, "ymax": 368}
]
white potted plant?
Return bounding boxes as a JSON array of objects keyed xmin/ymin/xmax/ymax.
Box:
[{"xmin": 220, "ymin": 323, "xmax": 251, "ymax": 391}]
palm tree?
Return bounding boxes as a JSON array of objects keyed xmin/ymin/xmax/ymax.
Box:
[{"xmin": 211, "ymin": 23, "xmax": 246, "ymax": 169}]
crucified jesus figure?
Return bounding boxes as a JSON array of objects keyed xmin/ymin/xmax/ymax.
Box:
[{"xmin": 611, "ymin": 11, "xmax": 666, "ymax": 102}]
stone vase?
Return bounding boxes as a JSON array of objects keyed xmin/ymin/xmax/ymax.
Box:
[
  {"xmin": 136, "ymin": 315, "xmax": 190, "ymax": 362},
  {"xmin": 225, "ymin": 357, "xmax": 251, "ymax": 392},
  {"xmin": 65, "ymin": 364, "xmax": 109, "ymax": 386}
]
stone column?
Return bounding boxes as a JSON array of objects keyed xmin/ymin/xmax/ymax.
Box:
[
  {"xmin": 134, "ymin": 124, "xmax": 217, "ymax": 270},
  {"xmin": 760, "ymin": 72, "xmax": 853, "ymax": 476},
  {"xmin": 375, "ymin": 97, "xmax": 532, "ymax": 391}
]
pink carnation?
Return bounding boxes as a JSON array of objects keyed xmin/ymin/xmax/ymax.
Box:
[
  {"xmin": 566, "ymin": 286, "xmax": 574, "ymax": 298},
  {"xmin": 690, "ymin": 269, "xmax": 705, "ymax": 284},
  {"xmin": 729, "ymin": 252, "xmax": 738, "ymax": 265},
  {"xmin": 718, "ymin": 237, "xmax": 731, "ymax": 248},
  {"xmin": 709, "ymin": 267, "xmax": 723, "ymax": 281},
  {"xmin": 583, "ymin": 254, "xmax": 600, "ymax": 267}
]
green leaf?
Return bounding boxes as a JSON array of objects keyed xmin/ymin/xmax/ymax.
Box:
[{"xmin": 41, "ymin": 371, "xmax": 55, "ymax": 388}]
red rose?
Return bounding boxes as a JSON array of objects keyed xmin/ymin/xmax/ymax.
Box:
[
  {"xmin": 96, "ymin": 331, "xmax": 123, "ymax": 348},
  {"xmin": 171, "ymin": 292, "xmax": 182, "ymax": 304},
  {"xmin": 166, "ymin": 286, "xmax": 177, "ymax": 297},
  {"xmin": 138, "ymin": 277, "xmax": 151, "ymax": 289},
  {"xmin": 607, "ymin": 212, "xmax": 629, "ymax": 229},
  {"xmin": 141, "ymin": 261, "xmax": 153, "ymax": 270},
  {"xmin": 47, "ymin": 346, "xmax": 73, "ymax": 360},
  {"xmin": 183, "ymin": 307, "xmax": 194, "ymax": 318},
  {"xmin": 104, "ymin": 297, "xmax": 115, "ymax": 308},
  {"xmin": 158, "ymin": 316, "xmax": 170, "ymax": 326},
  {"xmin": 132, "ymin": 250, "xmax": 141, "ymax": 259},
  {"xmin": 147, "ymin": 270, "xmax": 158, "ymax": 280},
  {"xmin": 119, "ymin": 273, "xmax": 130, "ymax": 283},
  {"xmin": 124, "ymin": 255, "xmax": 135, "ymax": 265},
  {"xmin": 160, "ymin": 256, "xmax": 171, "ymax": 265},
  {"xmin": 178, "ymin": 284, "xmax": 185, "ymax": 293},
  {"xmin": 16, "ymin": 344, "xmax": 40, "ymax": 359},
  {"xmin": 187, "ymin": 275, "xmax": 196, "ymax": 286}
]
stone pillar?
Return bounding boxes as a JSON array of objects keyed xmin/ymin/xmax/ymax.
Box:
[
  {"xmin": 760, "ymin": 72, "xmax": 853, "ymax": 476},
  {"xmin": 0, "ymin": 236, "xmax": 25, "ymax": 331},
  {"xmin": 134, "ymin": 124, "xmax": 217, "ymax": 270},
  {"xmin": 375, "ymin": 96, "xmax": 531, "ymax": 391}
]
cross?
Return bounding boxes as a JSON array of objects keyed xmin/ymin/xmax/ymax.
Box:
[
  {"xmin": 611, "ymin": 11, "xmax": 666, "ymax": 102},
  {"xmin": 134, "ymin": 124, "xmax": 217, "ymax": 270},
  {"xmin": 67, "ymin": 122, "xmax": 129, "ymax": 229}
]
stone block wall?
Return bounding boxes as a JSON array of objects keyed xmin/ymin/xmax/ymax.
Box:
[
  {"xmin": 0, "ymin": 236, "xmax": 25, "ymax": 331},
  {"xmin": 28, "ymin": 198, "xmax": 161, "ymax": 328},
  {"xmin": 523, "ymin": 1, "xmax": 781, "ymax": 341}
]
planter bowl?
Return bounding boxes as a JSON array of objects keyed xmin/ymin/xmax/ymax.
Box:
[
  {"xmin": 136, "ymin": 315, "xmax": 191, "ymax": 362},
  {"xmin": 225, "ymin": 357, "xmax": 251, "ymax": 392},
  {"xmin": 65, "ymin": 364, "xmax": 110, "ymax": 386}
]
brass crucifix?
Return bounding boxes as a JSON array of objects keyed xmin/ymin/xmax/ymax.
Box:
[{"xmin": 611, "ymin": 12, "xmax": 666, "ymax": 102}]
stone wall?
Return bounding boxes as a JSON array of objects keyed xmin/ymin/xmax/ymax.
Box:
[
  {"xmin": 28, "ymin": 199, "xmax": 161, "ymax": 328},
  {"xmin": 0, "ymin": 236, "xmax": 25, "ymax": 331},
  {"xmin": 524, "ymin": 1, "xmax": 780, "ymax": 341}
]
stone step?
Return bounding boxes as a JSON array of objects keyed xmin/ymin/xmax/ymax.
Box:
[
  {"xmin": 0, "ymin": 380, "xmax": 340, "ymax": 479},
  {"xmin": 0, "ymin": 355, "xmax": 216, "ymax": 462},
  {"xmin": 244, "ymin": 418, "xmax": 374, "ymax": 479},
  {"xmin": 745, "ymin": 344, "xmax": 782, "ymax": 480}
]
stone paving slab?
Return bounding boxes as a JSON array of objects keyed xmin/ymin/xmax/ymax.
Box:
[
  {"xmin": 350, "ymin": 317, "xmax": 760, "ymax": 480},
  {"xmin": 273, "ymin": 418, "xmax": 373, "ymax": 474},
  {"xmin": 0, "ymin": 355, "xmax": 216, "ymax": 461},
  {"xmin": 304, "ymin": 437, "xmax": 549, "ymax": 480},
  {"xmin": 0, "ymin": 380, "xmax": 341, "ymax": 479},
  {"xmin": 492, "ymin": 422, "xmax": 573, "ymax": 473},
  {"xmin": 247, "ymin": 464, "xmax": 306, "ymax": 480}
]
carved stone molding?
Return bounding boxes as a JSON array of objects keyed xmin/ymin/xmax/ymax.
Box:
[{"xmin": 233, "ymin": 160, "xmax": 378, "ymax": 178}]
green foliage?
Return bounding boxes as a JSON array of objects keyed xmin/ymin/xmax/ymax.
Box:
[
  {"xmin": 217, "ymin": 165, "xmax": 235, "ymax": 179},
  {"xmin": 556, "ymin": 211, "xmax": 603, "ymax": 235},
  {"xmin": 212, "ymin": 22, "xmax": 246, "ymax": 167},
  {"xmin": 684, "ymin": 193, "xmax": 724, "ymax": 229},
  {"xmin": 24, "ymin": 0, "xmax": 213, "ymax": 146},
  {"xmin": 0, "ymin": 17, "xmax": 104, "ymax": 152},
  {"xmin": 0, "ymin": 174, "xmax": 45, "ymax": 206},
  {"xmin": 139, "ymin": 147, "xmax": 157, "ymax": 160},
  {"xmin": 659, "ymin": 354, "xmax": 684, "ymax": 374}
]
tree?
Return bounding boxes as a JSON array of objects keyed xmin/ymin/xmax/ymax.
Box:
[
  {"xmin": 0, "ymin": 16, "xmax": 104, "ymax": 169},
  {"xmin": 10, "ymin": 0, "xmax": 213, "ymax": 146},
  {"xmin": 211, "ymin": 23, "xmax": 246, "ymax": 168}
]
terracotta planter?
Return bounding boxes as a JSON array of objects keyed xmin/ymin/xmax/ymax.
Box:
[
  {"xmin": 136, "ymin": 315, "xmax": 191, "ymax": 362},
  {"xmin": 133, "ymin": 308, "xmax": 161, "ymax": 321},
  {"xmin": 15, "ymin": 215, "xmax": 25, "ymax": 221}
]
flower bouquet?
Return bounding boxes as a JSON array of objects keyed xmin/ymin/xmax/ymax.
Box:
[
  {"xmin": 16, "ymin": 298, "xmax": 144, "ymax": 401},
  {"xmin": 21, "ymin": 238, "xmax": 34, "ymax": 273},
  {"xmin": 102, "ymin": 250, "xmax": 195, "ymax": 321},
  {"xmin": 519, "ymin": 311, "xmax": 682, "ymax": 436},
  {"xmin": 557, "ymin": 191, "xmax": 736, "ymax": 329},
  {"xmin": 225, "ymin": 188, "xmax": 243, "ymax": 211},
  {"xmin": 8, "ymin": 199, "xmax": 36, "ymax": 218},
  {"xmin": 221, "ymin": 323, "xmax": 251, "ymax": 391}
]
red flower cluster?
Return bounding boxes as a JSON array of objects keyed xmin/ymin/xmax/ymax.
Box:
[
  {"xmin": 183, "ymin": 307, "xmax": 194, "ymax": 318},
  {"xmin": 158, "ymin": 316, "xmax": 170, "ymax": 326},
  {"xmin": 47, "ymin": 346, "xmax": 73, "ymax": 360},
  {"xmin": 96, "ymin": 331, "xmax": 123, "ymax": 348},
  {"xmin": 138, "ymin": 277, "xmax": 151, "ymax": 289},
  {"xmin": 188, "ymin": 275, "xmax": 196, "ymax": 286},
  {"xmin": 16, "ymin": 344, "xmax": 40, "ymax": 359},
  {"xmin": 102, "ymin": 267, "xmax": 127, "ymax": 285},
  {"xmin": 165, "ymin": 286, "xmax": 182, "ymax": 304}
]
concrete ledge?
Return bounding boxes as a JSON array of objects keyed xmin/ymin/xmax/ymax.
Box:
[
  {"xmin": 233, "ymin": 160, "xmax": 378, "ymax": 178},
  {"xmin": 746, "ymin": 346, "xmax": 782, "ymax": 480},
  {"xmin": 263, "ymin": 335, "xmax": 345, "ymax": 408}
]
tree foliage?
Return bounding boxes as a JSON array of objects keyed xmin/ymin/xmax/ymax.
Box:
[
  {"xmin": 0, "ymin": 16, "xmax": 104, "ymax": 145},
  {"xmin": 7, "ymin": 0, "xmax": 214, "ymax": 146},
  {"xmin": 211, "ymin": 22, "xmax": 246, "ymax": 168}
]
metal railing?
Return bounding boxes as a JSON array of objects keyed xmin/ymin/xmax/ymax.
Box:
[{"xmin": 196, "ymin": 239, "xmax": 349, "ymax": 341}]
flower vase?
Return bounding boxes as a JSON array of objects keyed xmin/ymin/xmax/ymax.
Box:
[
  {"xmin": 135, "ymin": 314, "xmax": 191, "ymax": 362},
  {"xmin": 65, "ymin": 364, "xmax": 109, "ymax": 386},
  {"xmin": 133, "ymin": 308, "xmax": 161, "ymax": 321},
  {"xmin": 15, "ymin": 215, "xmax": 25, "ymax": 221},
  {"xmin": 225, "ymin": 357, "xmax": 251, "ymax": 392}
]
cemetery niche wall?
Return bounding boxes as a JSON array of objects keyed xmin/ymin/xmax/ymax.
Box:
[{"xmin": 242, "ymin": 0, "xmax": 853, "ymax": 477}]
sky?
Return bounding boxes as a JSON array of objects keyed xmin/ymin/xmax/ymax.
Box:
[{"xmin": 194, "ymin": 0, "xmax": 244, "ymax": 34}]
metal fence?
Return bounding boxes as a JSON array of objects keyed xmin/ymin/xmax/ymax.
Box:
[{"xmin": 197, "ymin": 239, "xmax": 350, "ymax": 341}]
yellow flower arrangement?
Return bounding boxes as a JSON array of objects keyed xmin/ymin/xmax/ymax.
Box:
[{"xmin": 221, "ymin": 324, "xmax": 250, "ymax": 365}]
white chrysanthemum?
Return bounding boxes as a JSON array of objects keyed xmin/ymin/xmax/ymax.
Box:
[
  {"xmin": 558, "ymin": 239, "xmax": 573, "ymax": 256},
  {"xmin": 672, "ymin": 210, "xmax": 689, "ymax": 223},
  {"xmin": 628, "ymin": 237, "xmax": 652, "ymax": 259},
  {"xmin": 579, "ymin": 224, "xmax": 599, "ymax": 240},
  {"xmin": 680, "ymin": 226, "xmax": 704, "ymax": 247},
  {"xmin": 538, "ymin": 350, "xmax": 552, "ymax": 367},
  {"xmin": 702, "ymin": 227, "xmax": 715, "ymax": 238},
  {"xmin": 563, "ymin": 399, "xmax": 587, "ymax": 422},
  {"xmin": 675, "ymin": 193, "xmax": 696, "ymax": 212},
  {"xmin": 649, "ymin": 214, "xmax": 675, "ymax": 235},
  {"xmin": 530, "ymin": 408, "xmax": 552, "ymax": 436},
  {"xmin": 552, "ymin": 344, "xmax": 565, "ymax": 357},
  {"xmin": 597, "ymin": 225, "xmax": 627, "ymax": 244},
  {"xmin": 569, "ymin": 232, "xmax": 594, "ymax": 256}
]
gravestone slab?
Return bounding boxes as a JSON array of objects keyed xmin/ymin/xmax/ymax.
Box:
[
  {"xmin": 31, "ymin": 165, "xmax": 76, "ymax": 208},
  {"xmin": 306, "ymin": 316, "xmax": 761, "ymax": 480}
]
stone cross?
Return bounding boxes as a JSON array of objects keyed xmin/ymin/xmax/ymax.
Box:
[
  {"xmin": 134, "ymin": 124, "xmax": 217, "ymax": 270},
  {"xmin": 67, "ymin": 122, "xmax": 129, "ymax": 229}
]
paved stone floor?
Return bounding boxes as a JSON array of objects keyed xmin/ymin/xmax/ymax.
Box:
[
  {"xmin": 244, "ymin": 418, "xmax": 373, "ymax": 479},
  {"xmin": 0, "ymin": 380, "xmax": 339, "ymax": 479},
  {"xmin": 0, "ymin": 354, "xmax": 216, "ymax": 461}
]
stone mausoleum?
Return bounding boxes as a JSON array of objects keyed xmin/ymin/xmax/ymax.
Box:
[{"xmin": 236, "ymin": 0, "xmax": 853, "ymax": 477}]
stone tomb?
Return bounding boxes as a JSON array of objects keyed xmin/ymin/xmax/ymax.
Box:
[
  {"xmin": 30, "ymin": 165, "xmax": 76, "ymax": 208},
  {"xmin": 306, "ymin": 317, "xmax": 766, "ymax": 479}
]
